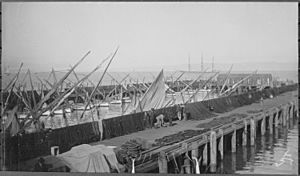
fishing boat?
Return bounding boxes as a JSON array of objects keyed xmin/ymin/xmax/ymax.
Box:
[
  {"xmin": 41, "ymin": 108, "xmax": 72, "ymax": 116},
  {"xmin": 122, "ymin": 97, "xmax": 132, "ymax": 103},
  {"xmin": 99, "ymin": 102, "xmax": 110, "ymax": 107},
  {"xmin": 110, "ymin": 99, "xmax": 122, "ymax": 105},
  {"xmin": 72, "ymin": 104, "xmax": 93, "ymax": 111}
]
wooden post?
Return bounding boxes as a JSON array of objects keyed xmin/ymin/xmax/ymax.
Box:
[
  {"xmin": 278, "ymin": 109, "xmax": 282, "ymax": 125},
  {"xmin": 296, "ymin": 102, "xmax": 299, "ymax": 119},
  {"xmin": 296, "ymin": 100, "xmax": 299, "ymax": 118},
  {"xmin": 268, "ymin": 112, "xmax": 273, "ymax": 134},
  {"xmin": 184, "ymin": 153, "xmax": 191, "ymax": 174},
  {"xmin": 242, "ymin": 146, "xmax": 247, "ymax": 163},
  {"xmin": 210, "ymin": 130, "xmax": 217, "ymax": 172},
  {"xmin": 202, "ymin": 143, "xmax": 208, "ymax": 166},
  {"xmin": 231, "ymin": 124, "xmax": 236, "ymax": 152},
  {"xmin": 218, "ymin": 129, "xmax": 224, "ymax": 160},
  {"xmin": 231, "ymin": 153, "xmax": 236, "ymax": 172},
  {"xmin": 261, "ymin": 114, "xmax": 266, "ymax": 135},
  {"xmin": 274, "ymin": 127, "xmax": 279, "ymax": 139},
  {"xmin": 191, "ymin": 142, "xmax": 199, "ymax": 159},
  {"xmin": 289, "ymin": 103, "xmax": 294, "ymax": 119},
  {"xmin": 242, "ymin": 120, "xmax": 247, "ymax": 146},
  {"xmin": 274, "ymin": 108, "xmax": 279, "ymax": 127},
  {"xmin": 158, "ymin": 151, "xmax": 168, "ymax": 173},
  {"xmin": 250, "ymin": 117, "xmax": 255, "ymax": 146},
  {"xmin": 250, "ymin": 146, "xmax": 255, "ymax": 172},
  {"xmin": 286, "ymin": 104, "xmax": 290, "ymax": 123},
  {"xmin": 191, "ymin": 142, "xmax": 199, "ymax": 174},
  {"xmin": 291, "ymin": 102, "xmax": 295, "ymax": 119},
  {"xmin": 282, "ymin": 106, "xmax": 287, "ymax": 127}
]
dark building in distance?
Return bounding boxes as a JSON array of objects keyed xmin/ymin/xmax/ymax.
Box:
[{"xmin": 217, "ymin": 73, "xmax": 273, "ymax": 87}]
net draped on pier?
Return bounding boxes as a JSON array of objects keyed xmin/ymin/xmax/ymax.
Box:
[{"xmin": 2, "ymin": 84, "xmax": 298, "ymax": 166}]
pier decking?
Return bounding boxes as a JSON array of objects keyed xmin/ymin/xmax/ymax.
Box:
[{"xmin": 91, "ymin": 90, "xmax": 298, "ymax": 173}]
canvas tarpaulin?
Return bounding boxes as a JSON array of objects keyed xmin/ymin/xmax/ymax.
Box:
[{"xmin": 57, "ymin": 144, "xmax": 120, "ymax": 173}]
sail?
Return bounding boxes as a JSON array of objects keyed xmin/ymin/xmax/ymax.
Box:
[
  {"xmin": 4, "ymin": 106, "xmax": 20, "ymax": 136},
  {"xmin": 133, "ymin": 70, "xmax": 171, "ymax": 113}
]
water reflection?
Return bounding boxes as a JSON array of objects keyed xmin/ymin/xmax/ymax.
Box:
[
  {"xmin": 232, "ymin": 121, "xmax": 298, "ymax": 175},
  {"xmin": 214, "ymin": 118, "xmax": 298, "ymax": 175}
]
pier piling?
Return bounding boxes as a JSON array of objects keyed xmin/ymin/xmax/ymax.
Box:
[
  {"xmin": 250, "ymin": 117, "xmax": 255, "ymax": 146},
  {"xmin": 278, "ymin": 109, "xmax": 282, "ymax": 125},
  {"xmin": 231, "ymin": 125, "xmax": 236, "ymax": 153},
  {"xmin": 202, "ymin": 143, "xmax": 208, "ymax": 167},
  {"xmin": 295, "ymin": 100, "xmax": 299, "ymax": 118},
  {"xmin": 242, "ymin": 120, "xmax": 247, "ymax": 146},
  {"xmin": 184, "ymin": 153, "xmax": 191, "ymax": 174},
  {"xmin": 210, "ymin": 130, "xmax": 217, "ymax": 172},
  {"xmin": 289, "ymin": 102, "xmax": 293, "ymax": 119},
  {"xmin": 261, "ymin": 114, "xmax": 266, "ymax": 135},
  {"xmin": 191, "ymin": 142, "xmax": 199, "ymax": 174},
  {"xmin": 218, "ymin": 129, "xmax": 224, "ymax": 160},
  {"xmin": 282, "ymin": 106, "xmax": 287, "ymax": 127},
  {"xmin": 158, "ymin": 151, "xmax": 168, "ymax": 173},
  {"xmin": 268, "ymin": 112, "xmax": 273, "ymax": 134},
  {"xmin": 274, "ymin": 108, "xmax": 279, "ymax": 127}
]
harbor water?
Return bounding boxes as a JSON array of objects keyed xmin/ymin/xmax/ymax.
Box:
[{"xmin": 216, "ymin": 117, "xmax": 298, "ymax": 175}]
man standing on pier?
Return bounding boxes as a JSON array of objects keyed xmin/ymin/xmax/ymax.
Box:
[
  {"xmin": 148, "ymin": 108, "xmax": 155, "ymax": 128},
  {"xmin": 176, "ymin": 104, "xmax": 182, "ymax": 121}
]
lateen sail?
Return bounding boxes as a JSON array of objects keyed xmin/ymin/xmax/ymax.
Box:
[{"xmin": 132, "ymin": 70, "xmax": 172, "ymax": 113}]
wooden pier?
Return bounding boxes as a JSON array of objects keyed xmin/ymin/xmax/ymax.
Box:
[
  {"xmin": 92, "ymin": 90, "xmax": 298, "ymax": 174},
  {"xmin": 134, "ymin": 98, "xmax": 298, "ymax": 173},
  {"xmin": 8, "ymin": 88, "xmax": 298, "ymax": 173}
]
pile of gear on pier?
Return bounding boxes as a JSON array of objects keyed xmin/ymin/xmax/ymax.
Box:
[
  {"xmin": 196, "ymin": 113, "xmax": 248, "ymax": 129},
  {"xmin": 153, "ymin": 129, "xmax": 210, "ymax": 147}
]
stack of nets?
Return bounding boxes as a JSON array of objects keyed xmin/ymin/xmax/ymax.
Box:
[
  {"xmin": 116, "ymin": 139, "xmax": 143, "ymax": 166},
  {"xmin": 246, "ymin": 109, "xmax": 263, "ymax": 114},
  {"xmin": 153, "ymin": 129, "xmax": 210, "ymax": 147},
  {"xmin": 196, "ymin": 113, "xmax": 248, "ymax": 129}
]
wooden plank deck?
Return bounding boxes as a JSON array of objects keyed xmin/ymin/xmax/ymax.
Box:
[{"xmin": 90, "ymin": 90, "xmax": 298, "ymax": 173}]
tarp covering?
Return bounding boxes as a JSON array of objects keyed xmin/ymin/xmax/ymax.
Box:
[{"xmin": 57, "ymin": 144, "xmax": 119, "ymax": 173}]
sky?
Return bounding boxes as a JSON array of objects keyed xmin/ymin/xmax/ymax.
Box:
[{"xmin": 2, "ymin": 2, "xmax": 298, "ymax": 73}]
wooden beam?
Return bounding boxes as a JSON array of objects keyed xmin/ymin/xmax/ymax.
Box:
[
  {"xmin": 250, "ymin": 117, "xmax": 255, "ymax": 146},
  {"xmin": 218, "ymin": 129, "xmax": 224, "ymax": 160},
  {"xmin": 231, "ymin": 124, "xmax": 236, "ymax": 153},
  {"xmin": 268, "ymin": 112, "xmax": 273, "ymax": 134},
  {"xmin": 242, "ymin": 119, "xmax": 247, "ymax": 146},
  {"xmin": 158, "ymin": 151, "xmax": 168, "ymax": 173},
  {"xmin": 210, "ymin": 130, "xmax": 217, "ymax": 172}
]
